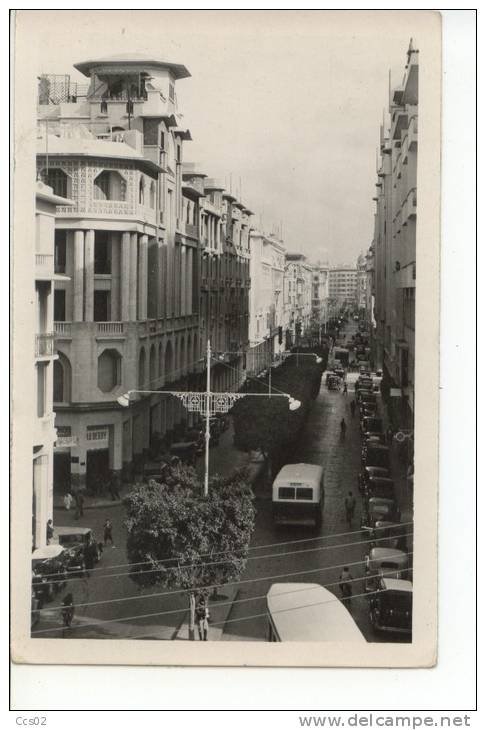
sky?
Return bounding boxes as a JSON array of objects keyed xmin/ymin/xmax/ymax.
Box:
[{"xmin": 23, "ymin": 9, "xmax": 431, "ymax": 265}]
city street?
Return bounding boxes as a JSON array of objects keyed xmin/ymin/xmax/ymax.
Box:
[{"xmin": 34, "ymin": 320, "xmax": 412, "ymax": 643}]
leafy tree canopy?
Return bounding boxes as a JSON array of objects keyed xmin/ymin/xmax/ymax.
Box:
[{"xmin": 124, "ymin": 465, "xmax": 255, "ymax": 592}]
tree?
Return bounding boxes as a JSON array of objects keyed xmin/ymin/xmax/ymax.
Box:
[{"xmin": 124, "ymin": 464, "xmax": 255, "ymax": 640}]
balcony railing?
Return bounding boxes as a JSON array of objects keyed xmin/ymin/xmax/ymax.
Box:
[
  {"xmin": 54, "ymin": 322, "xmax": 72, "ymax": 337},
  {"xmin": 35, "ymin": 253, "xmax": 53, "ymax": 268},
  {"xmin": 86, "ymin": 428, "xmax": 109, "ymax": 442},
  {"xmin": 35, "ymin": 333, "xmax": 55, "ymax": 357},
  {"xmin": 96, "ymin": 322, "xmax": 125, "ymax": 336}
]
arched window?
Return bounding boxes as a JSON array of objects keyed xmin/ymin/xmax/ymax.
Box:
[
  {"xmin": 94, "ymin": 170, "xmax": 127, "ymax": 201},
  {"xmin": 149, "ymin": 181, "xmax": 156, "ymax": 208},
  {"xmin": 149, "ymin": 344, "xmax": 156, "ymax": 385},
  {"xmin": 139, "ymin": 176, "xmax": 145, "ymax": 205},
  {"xmin": 97, "ymin": 349, "xmax": 122, "ymax": 392},
  {"xmin": 41, "ymin": 168, "xmax": 71, "ymax": 199},
  {"xmin": 138, "ymin": 348, "xmax": 146, "ymax": 389},
  {"xmin": 53, "ymin": 352, "xmax": 72, "ymax": 403}
]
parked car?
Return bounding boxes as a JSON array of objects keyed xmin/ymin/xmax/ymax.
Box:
[
  {"xmin": 361, "ymin": 443, "xmax": 391, "ymax": 470},
  {"xmin": 362, "ymin": 476, "xmax": 396, "ymax": 501},
  {"xmin": 360, "ymin": 402, "xmax": 378, "ymax": 418},
  {"xmin": 361, "ymin": 430, "xmax": 386, "ymax": 445},
  {"xmin": 55, "ymin": 526, "xmax": 101, "ymax": 574},
  {"xmin": 361, "ymin": 496, "xmax": 401, "ymax": 532},
  {"xmin": 364, "ymin": 547, "xmax": 410, "ymax": 592},
  {"xmin": 361, "ymin": 417, "xmax": 384, "ymax": 436},
  {"xmin": 31, "ymin": 544, "xmax": 69, "ymax": 605},
  {"xmin": 370, "ymin": 521, "xmax": 409, "ymax": 551},
  {"xmin": 369, "ymin": 578, "xmax": 412, "ymax": 635},
  {"xmin": 358, "ymin": 465, "xmax": 390, "ymax": 493}
]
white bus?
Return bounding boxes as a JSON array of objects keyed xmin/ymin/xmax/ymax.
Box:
[
  {"xmin": 272, "ymin": 463, "xmax": 324, "ymax": 528},
  {"xmin": 266, "ymin": 583, "xmax": 366, "ymax": 642}
]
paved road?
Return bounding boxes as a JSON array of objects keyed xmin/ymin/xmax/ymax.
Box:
[{"xmin": 222, "ymin": 320, "xmax": 412, "ymax": 643}]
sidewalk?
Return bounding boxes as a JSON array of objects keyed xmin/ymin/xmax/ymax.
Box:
[{"xmin": 54, "ymin": 417, "xmax": 266, "ymax": 512}]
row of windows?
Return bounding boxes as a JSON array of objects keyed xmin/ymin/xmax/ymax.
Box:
[{"xmin": 42, "ymin": 168, "xmax": 157, "ymax": 206}]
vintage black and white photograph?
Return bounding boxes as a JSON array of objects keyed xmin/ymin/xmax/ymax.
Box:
[{"xmin": 11, "ymin": 9, "xmax": 441, "ymax": 667}]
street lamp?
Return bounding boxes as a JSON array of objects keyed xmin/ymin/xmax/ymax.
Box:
[{"xmin": 117, "ymin": 340, "xmax": 301, "ymax": 497}]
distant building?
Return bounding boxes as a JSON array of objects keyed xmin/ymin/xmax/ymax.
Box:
[
  {"xmin": 328, "ymin": 265, "xmax": 357, "ymax": 308},
  {"xmin": 356, "ymin": 253, "xmax": 368, "ymax": 311},
  {"xmin": 249, "ymin": 230, "xmax": 286, "ymax": 364},
  {"xmin": 283, "ymin": 253, "xmax": 313, "ymax": 347},
  {"xmin": 311, "ymin": 262, "xmax": 330, "ymax": 331}
]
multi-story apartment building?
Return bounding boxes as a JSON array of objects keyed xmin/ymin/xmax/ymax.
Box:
[
  {"xmin": 328, "ymin": 265, "xmax": 358, "ymax": 308},
  {"xmin": 37, "ymin": 53, "xmax": 202, "ymax": 491},
  {"xmin": 283, "ymin": 253, "xmax": 313, "ymax": 347},
  {"xmin": 373, "ymin": 40, "xmax": 418, "ymax": 426},
  {"xmin": 197, "ymin": 173, "xmax": 252, "ymax": 391},
  {"xmin": 356, "ymin": 253, "xmax": 368, "ymax": 311},
  {"xmin": 311, "ymin": 262, "xmax": 329, "ymax": 332},
  {"xmin": 32, "ymin": 181, "xmax": 73, "ymax": 548},
  {"xmin": 248, "ymin": 230, "xmax": 286, "ymax": 358}
]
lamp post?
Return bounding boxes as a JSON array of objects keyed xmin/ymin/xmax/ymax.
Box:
[{"xmin": 118, "ymin": 340, "xmax": 301, "ymax": 497}]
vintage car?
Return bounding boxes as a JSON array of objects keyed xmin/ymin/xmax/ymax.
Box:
[
  {"xmin": 360, "ymin": 402, "xmax": 378, "ymax": 418},
  {"xmin": 31, "ymin": 544, "xmax": 69, "ymax": 605},
  {"xmin": 364, "ymin": 547, "xmax": 409, "ymax": 592},
  {"xmin": 326, "ymin": 373, "xmax": 341, "ymax": 390},
  {"xmin": 360, "ymin": 417, "xmax": 384, "ymax": 437},
  {"xmin": 358, "ymin": 465, "xmax": 390, "ymax": 492},
  {"xmin": 357, "ymin": 388, "xmax": 376, "ymax": 402},
  {"xmin": 55, "ymin": 526, "xmax": 101, "ymax": 574},
  {"xmin": 361, "ymin": 496, "xmax": 401, "ymax": 532},
  {"xmin": 362, "ymin": 476, "xmax": 396, "ymax": 502},
  {"xmin": 370, "ymin": 521, "xmax": 409, "ymax": 551},
  {"xmin": 361, "ymin": 443, "xmax": 391, "ymax": 470},
  {"xmin": 369, "ymin": 577, "xmax": 412, "ymax": 635},
  {"xmin": 361, "ymin": 430, "xmax": 386, "ymax": 445}
]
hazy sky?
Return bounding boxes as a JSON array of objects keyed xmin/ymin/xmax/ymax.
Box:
[{"xmin": 25, "ymin": 9, "xmax": 427, "ymax": 265}]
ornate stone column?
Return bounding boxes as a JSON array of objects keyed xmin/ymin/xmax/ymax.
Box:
[
  {"xmin": 84, "ymin": 229, "xmax": 95, "ymax": 322},
  {"xmin": 129, "ymin": 232, "xmax": 138, "ymax": 320}
]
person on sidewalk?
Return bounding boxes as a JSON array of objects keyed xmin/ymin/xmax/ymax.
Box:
[
  {"xmin": 46, "ymin": 519, "xmax": 54, "ymax": 545},
  {"xmin": 63, "ymin": 492, "xmax": 73, "ymax": 511},
  {"xmin": 386, "ymin": 426, "xmax": 394, "ymax": 446},
  {"xmin": 196, "ymin": 594, "xmax": 209, "ymax": 641},
  {"xmin": 339, "ymin": 567, "xmax": 353, "ymax": 601},
  {"xmin": 340, "ymin": 418, "xmax": 347, "ymax": 439},
  {"xmin": 343, "ymin": 381, "xmax": 348, "ymax": 395},
  {"xmin": 344, "ymin": 492, "xmax": 356, "ymax": 527},
  {"xmin": 350, "ymin": 399, "xmax": 356, "ymax": 418},
  {"xmin": 103, "ymin": 519, "xmax": 114, "ymax": 547}
]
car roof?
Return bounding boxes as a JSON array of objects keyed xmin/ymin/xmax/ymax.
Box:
[
  {"xmin": 31, "ymin": 544, "xmax": 65, "ymax": 560},
  {"xmin": 274, "ymin": 463, "xmax": 323, "ymax": 483},
  {"xmin": 368, "ymin": 477, "xmax": 395, "ymax": 485},
  {"xmin": 381, "ymin": 578, "xmax": 413, "ymax": 592},
  {"xmin": 55, "ymin": 526, "xmax": 92, "ymax": 536},
  {"xmin": 370, "ymin": 547, "xmax": 407, "ymax": 561},
  {"xmin": 365, "ymin": 444, "xmax": 389, "ymax": 452}
]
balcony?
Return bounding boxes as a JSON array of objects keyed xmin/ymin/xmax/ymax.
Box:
[
  {"xmin": 54, "ymin": 322, "xmax": 72, "ymax": 338},
  {"xmin": 86, "ymin": 427, "xmax": 109, "ymax": 443},
  {"xmin": 96, "ymin": 321, "xmax": 125, "ymax": 337},
  {"xmin": 35, "ymin": 332, "xmax": 55, "ymax": 357},
  {"xmin": 35, "ymin": 253, "xmax": 54, "ymax": 279}
]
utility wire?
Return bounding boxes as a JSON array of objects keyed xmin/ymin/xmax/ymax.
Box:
[
  {"xmin": 36, "ymin": 527, "xmax": 413, "ymax": 587},
  {"xmin": 37, "ymin": 521, "xmax": 413, "ymax": 581},
  {"xmin": 32, "ymin": 571, "xmax": 412, "ymax": 636},
  {"xmin": 33, "ymin": 549, "xmax": 413, "ymax": 617}
]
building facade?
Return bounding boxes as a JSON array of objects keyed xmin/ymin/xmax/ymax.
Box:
[
  {"xmin": 248, "ymin": 230, "xmax": 286, "ymax": 359},
  {"xmin": 283, "ymin": 253, "xmax": 313, "ymax": 348},
  {"xmin": 33, "ymin": 181, "xmax": 73, "ymax": 548},
  {"xmin": 356, "ymin": 253, "xmax": 368, "ymax": 311},
  {"xmin": 372, "ymin": 40, "xmax": 418, "ymax": 426},
  {"xmin": 328, "ymin": 265, "xmax": 358, "ymax": 308},
  {"xmin": 37, "ymin": 54, "xmax": 202, "ymax": 491},
  {"xmin": 311, "ymin": 262, "xmax": 330, "ymax": 334}
]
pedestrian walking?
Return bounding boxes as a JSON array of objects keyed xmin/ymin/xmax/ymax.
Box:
[
  {"xmin": 343, "ymin": 381, "xmax": 348, "ymax": 396},
  {"xmin": 386, "ymin": 426, "xmax": 394, "ymax": 446},
  {"xmin": 340, "ymin": 418, "xmax": 347, "ymax": 439},
  {"xmin": 339, "ymin": 567, "xmax": 353, "ymax": 601},
  {"xmin": 63, "ymin": 492, "xmax": 73, "ymax": 511},
  {"xmin": 109, "ymin": 473, "xmax": 121, "ymax": 501},
  {"xmin": 344, "ymin": 491, "xmax": 356, "ymax": 527},
  {"xmin": 350, "ymin": 399, "xmax": 356, "ymax": 418},
  {"xmin": 46, "ymin": 519, "xmax": 54, "ymax": 544},
  {"xmin": 195, "ymin": 594, "xmax": 209, "ymax": 641},
  {"xmin": 103, "ymin": 519, "xmax": 114, "ymax": 547},
  {"xmin": 74, "ymin": 491, "xmax": 84, "ymax": 520},
  {"xmin": 61, "ymin": 593, "xmax": 74, "ymax": 628}
]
